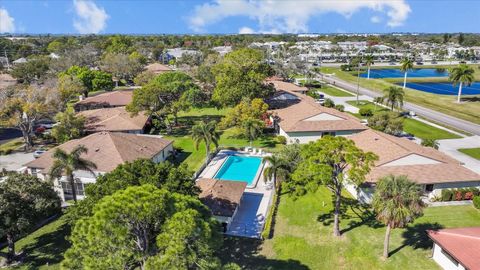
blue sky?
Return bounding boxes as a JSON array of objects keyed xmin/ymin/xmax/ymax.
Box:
[{"xmin": 0, "ymin": 0, "xmax": 478, "ymax": 34}]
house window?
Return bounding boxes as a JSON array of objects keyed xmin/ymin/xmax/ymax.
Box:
[
  {"xmin": 61, "ymin": 181, "xmax": 85, "ymax": 196},
  {"xmin": 425, "ymin": 184, "xmax": 434, "ymax": 192},
  {"xmin": 323, "ymin": 132, "xmax": 336, "ymax": 137},
  {"xmin": 441, "ymin": 248, "xmax": 459, "ymax": 266}
]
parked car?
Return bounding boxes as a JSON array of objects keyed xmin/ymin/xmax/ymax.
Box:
[
  {"xmin": 33, "ymin": 150, "xmax": 46, "ymax": 158},
  {"xmin": 431, "ymin": 60, "xmax": 438, "ymax": 64}
]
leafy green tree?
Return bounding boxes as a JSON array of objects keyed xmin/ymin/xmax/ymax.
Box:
[
  {"xmin": 368, "ymin": 111, "xmax": 404, "ymax": 135},
  {"xmin": 57, "ymin": 74, "xmax": 86, "ymax": 106},
  {"xmin": 101, "ymin": 52, "xmax": 144, "ymax": 86},
  {"xmin": 105, "ymin": 35, "xmax": 134, "ymax": 54},
  {"xmin": 49, "ymin": 145, "xmax": 97, "ymax": 203},
  {"xmin": 449, "ymin": 64, "xmax": 475, "ymax": 103},
  {"xmin": 60, "ymin": 66, "xmax": 114, "ymax": 97},
  {"xmin": 192, "ymin": 121, "xmax": 220, "ymax": 161},
  {"xmin": 372, "ymin": 175, "xmax": 425, "ymax": 259},
  {"xmin": 62, "ymin": 184, "xmax": 220, "ymax": 270},
  {"xmin": 92, "ymin": 70, "xmax": 114, "ymax": 91},
  {"xmin": 212, "ymin": 48, "xmax": 274, "ymax": 106},
  {"xmin": 134, "ymin": 70, "xmax": 156, "ymax": 86},
  {"xmin": 288, "ymin": 136, "xmax": 377, "ymax": 236},
  {"xmin": 242, "ymin": 118, "xmax": 264, "ymax": 146},
  {"xmin": 421, "ymin": 138, "xmax": 439, "ymax": 149},
  {"xmin": 399, "ymin": 58, "xmax": 414, "ymax": 89},
  {"xmin": 364, "ymin": 55, "xmax": 375, "ymax": 79},
  {"xmin": 0, "ymin": 173, "xmax": 61, "ymax": 263},
  {"xmin": 51, "ymin": 107, "xmax": 85, "ymax": 143},
  {"xmin": 383, "ymin": 86, "xmax": 404, "ymax": 110},
  {"xmin": 66, "ymin": 159, "xmax": 198, "ymax": 222},
  {"xmin": 10, "ymin": 56, "xmax": 50, "ymax": 84},
  {"xmin": 221, "ymin": 98, "xmax": 269, "ymax": 129}
]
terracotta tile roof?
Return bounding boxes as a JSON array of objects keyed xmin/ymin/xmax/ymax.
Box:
[
  {"xmin": 350, "ymin": 129, "xmax": 480, "ymax": 184},
  {"xmin": 25, "ymin": 132, "xmax": 173, "ymax": 173},
  {"xmin": 271, "ymin": 89, "xmax": 367, "ymax": 133},
  {"xmin": 268, "ymin": 80, "xmax": 308, "ymax": 92},
  {"xmin": 428, "ymin": 227, "xmax": 480, "ymax": 270},
  {"xmin": 144, "ymin": 63, "xmax": 172, "ymax": 74},
  {"xmin": 78, "ymin": 107, "xmax": 149, "ymax": 132},
  {"xmin": 74, "ymin": 90, "xmax": 133, "ymax": 109},
  {"xmin": 196, "ymin": 178, "xmax": 246, "ymax": 217}
]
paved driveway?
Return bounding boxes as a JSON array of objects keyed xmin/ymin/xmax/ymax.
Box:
[
  {"xmin": 0, "ymin": 152, "xmax": 35, "ymax": 171},
  {"xmin": 438, "ymin": 136, "xmax": 480, "ymax": 174}
]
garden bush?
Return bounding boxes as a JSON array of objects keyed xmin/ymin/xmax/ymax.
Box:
[
  {"xmin": 474, "ymin": 196, "xmax": 480, "ymax": 210},
  {"xmin": 334, "ymin": 104, "xmax": 345, "ymax": 112},
  {"xmin": 323, "ymin": 98, "xmax": 335, "ymax": 108},
  {"xmin": 359, "ymin": 107, "xmax": 373, "ymax": 117},
  {"xmin": 276, "ymin": 136, "xmax": 287, "ymax": 145},
  {"xmin": 464, "ymin": 191, "xmax": 474, "ymax": 200},
  {"xmin": 454, "ymin": 190, "xmax": 463, "ymax": 201},
  {"xmin": 441, "ymin": 189, "xmax": 453, "ymax": 201}
]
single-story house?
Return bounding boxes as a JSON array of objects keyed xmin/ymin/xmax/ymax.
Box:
[
  {"xmin": 347, "ymin": 129, "xmax": 480, "ymax": 202},
  {"xmin": 74, "ymin": 90, "xmax": 133, "ymax": 111},
  {"xmin": 24, "ymin": 132, "xmax": 173, "ymax": 201},
  {"xmin": 268, "ymin": 80, "xmax": 308, "ymax": 95},
  {"xmin": 144, "ymin": 63, "xmax": 172, "ymax": 74},
  {"xmin": 78, "ymin": 106, "xmax": 150, "ymax": 134},
  {"xmin": 427, "ymin": 227, "xmax": 480, "ymax": 270},
  {"xmin": 196, "ymin": 178, "xmax": 247, "ymax": 232},
  {"xmin": 268, "ymin": 88, "xmax": 367, "ymax": 144}
]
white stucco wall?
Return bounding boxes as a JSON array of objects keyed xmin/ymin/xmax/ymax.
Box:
[
  {"xmin": 432, "ymin": 243, "xmax": 466, "ymax": 270},
  {"xmin": 429, "ymin": 182, "xmax": 480, "ymax": 199},
  {"xmin": 280, "ymin": 127, "xmax": 357, "ymax": 144}
]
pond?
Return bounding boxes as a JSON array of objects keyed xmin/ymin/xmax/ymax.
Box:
[
  {"xmin": 360, "ymin": 68, "xmax": 448, "ymax": 79},
  {"xmin": 397, "ymin": 82, "xmax": 480, "ymax": 95}
]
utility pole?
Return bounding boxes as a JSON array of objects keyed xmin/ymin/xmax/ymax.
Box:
[
  {"xmin": 4, "ymin": 50, "xmax": 10, "ymax": 70},
  {"xmin": 356, "ymin": 55, "xmax": 362, "ymax": 105}
]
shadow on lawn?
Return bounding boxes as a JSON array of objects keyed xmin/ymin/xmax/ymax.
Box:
[
  {"xmin": 316, "ymin": 196, "xmax": 382, "ymax": 234},
  {"xmin": 18, "ymin": 221, "xmax": 71, "ymax": 268},
  {"xmin": 389, "ymin": 222, "xmax": 443, "ymax": 257},
  {"xmin": 219, "ymin": 237, "xmax": 310, "ymax": 270}
]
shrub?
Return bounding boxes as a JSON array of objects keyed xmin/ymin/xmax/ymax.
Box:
[
  {"xmin": 460, "ymin": 188, "xmax": 468, "ymax": 199},
  {"xmin": 454, "ymin": 190, "xmax": 463, "ymax": 201},
  {"xmin": 464, "ymin": 191, "xmax": 474, "ymax": 200},
  {"xmin": 334, "ymin": 104, "xmax": 345, "ymax": 112},
  {"xmin": 359, "ymin": 107, "xmax": 373, "ymax": 117},
  {"xmin": 276, "ymin": 135, "xmax": 287, "ymax": 145},
  {"xmin": 474, "ymin": 196, "xmax": 480, "ymax": 209},
  {"xmin": 441, "ymin": 189, "xmax": 453, "ymax": 201},
  {"xmin": 323, "ymin": 98, "xmax": 335, "ymax": 108},
  {"xmin": 306, "ymin": 90, "xmax": 320, "ymax": 99}
]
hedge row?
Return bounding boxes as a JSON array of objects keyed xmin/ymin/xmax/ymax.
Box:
[{"xmin": 441, "ymin": 188, "xmax": 480, "ymax": 202}]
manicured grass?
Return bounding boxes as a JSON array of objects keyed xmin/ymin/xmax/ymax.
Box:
[
  {"xmin": 346, "ymin": 100, "xmax": 461, "ymax": 140},
  {"xmin": 320, "ymin": 67, "xmax": 480, "ymax": 125},
  {"xmin": 316, "ymin": 86, "xmax": 354, "ymax": 97},
  {"xmin": 220, "ymin": 187, "xmax": 480, "ymax": 269},
  {"xmin": 458, "ymin": 148, "xmax": 480, "ymax": 160},
  {"xmin": 2, "ymin": 215, "xmax": 70, "ymax": 269},
  {"xmin": 0, "ymin": 138, "xmax": 24, "ymax": 154}
]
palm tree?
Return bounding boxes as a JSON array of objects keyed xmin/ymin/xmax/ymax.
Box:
[
  {"xmin": 262, "ymin": 155, "xmax": 288, "ymax": 191},
  {"xmin": 49, "ymin": 145, "xmax": 97, "ymax": 203},
  {"xmin": 400, "ymin": 57, "xmax": 414, "ymax": 89},
  {"xmin": 365, "ymin": 55, "xmax": 375, "ymax": 79},
  {"xmin": 191, "ymin": 120, "xmax": 220, "ymax": 161},
  {"xmin": 449, "ymin": 64, "xmax": 475, "ymax": 103},
  {"xmin": 383, "ymin": 86, "xmax": 404, "ymax": 110},
  {"xmin": 373, "ymin": 96, "xmax": 384, "ymax": 112},
  {"xmin": 372, "ymin": 175, "xmax": 425, "ymax": 259},
  {"xmin": 242, "ymin": 118, "xmax": 264, "ymax": 146}
]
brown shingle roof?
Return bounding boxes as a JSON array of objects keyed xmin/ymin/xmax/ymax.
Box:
[
  {"xmin": 268, "ymin": 80, "xmax": 308, "ymax": 92},
  {"xmin": 428, "ymin": 227, "xmax": 480, "ymax": 270},
  {"xmin": 78, "ymin": 106, "xmax": 149, "ymax": 132},
  {"xmin": 25, "ymin": 132, "xmax": 173, "ymax": 173},
  {"xmin": 196, "ymin": 178, "xmax": 246, "ymax": 217},
  {"xmin": 145, "ymin": 63, "xmax": 172, "ymax": 74},
  {"xmin": 350, "ymin": 129, "xmax": 480, "ymax": 184},
  {"xmin": 271, "ymin": 89, "xmax": 367, "ymax": 133},
  {"xmin": 74, "ymin": 90, "xmax": 133, "ymax": 110}
]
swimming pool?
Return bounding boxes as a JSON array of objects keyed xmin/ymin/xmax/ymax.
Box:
[
  {"xmin": 397, "ymin": 82, "xmax": 480, "ymax": 95},
  {"xmin": 214, "ymin": 155, "xmax": 262, "ymax": 187},
  {"xmin": 360, "ymin": 68, "xmax": 448, "ymax": 79}
]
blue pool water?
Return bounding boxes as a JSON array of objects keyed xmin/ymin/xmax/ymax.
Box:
[
  {"xmin": 214, "ymin": 155, "xmax": 262, "ymax": 186},
  {"xmin": 360, "ymin": 68, "xmax": 448, "ymax": 79},
  {"xmin": 397, "ymin": 82, "xmax": 480, "ymax": 95}
]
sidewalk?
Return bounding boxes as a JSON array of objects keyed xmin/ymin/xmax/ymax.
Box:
[{"xmin": 438, "ymin": 136, "xmax": 480, "ymax": 174}]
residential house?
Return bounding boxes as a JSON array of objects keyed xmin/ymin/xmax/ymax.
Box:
[
  {"xmin": 144, "ymin": 63, "xmax": 172, "ymax": 74},
  {"xmin": 268, "ymin": 80, "xmax": 309, "ymax": 95},
  {"xmin": 24, "ymin": 132, "xmax": 173, "ymax": 201},
  {"xmin": 347, "ymin": 129, "xmax": 480, "ymax": 202},
  {"xmin": 427, "ymin": 227, "xmax": 480, "ymax": 270},
  {"xmin": 78, "ymin": 107, "xmax": 150, "ymax": 134},
  {"xmin": 74, "ymin": 90, "xmax": 133, "ymax": 111},
  {"xmin": 12, "ymin": 57, "xmax": 27, "ymax": 65},
  {"xmin": 196, "ymin": 178, "xmax": 247, "ymax": 232}
]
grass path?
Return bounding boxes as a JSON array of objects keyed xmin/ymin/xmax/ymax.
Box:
[{"xmin": 315, "ymin": 86, "xmax": 354, "ymax": 97}]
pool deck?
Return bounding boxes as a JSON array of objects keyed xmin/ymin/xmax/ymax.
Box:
[{"xmin": 197, "ymin": 150, "xmax": 275, "ymax": 238}]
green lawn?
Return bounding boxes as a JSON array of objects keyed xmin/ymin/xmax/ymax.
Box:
[
  {"xmin": 346, "ymin": 100, "xmax": 460, "ymax": 140},
  {"xmin": 0, "ymin": 138, "xmax": 24, "ymax": 154},
  {"xmin": 458, "ymin": 148, "xmax": 480, "ymax": 160},
  {"xmin": 220, "ymin": 187, "xmax": 480, "ymax": 269},
  {"xmin": 2, "ymin": 215, "xmax": 70, "ymax": 269},
  {"xmin": 316, "ymin": 86, "xmax": 354, "ymax": 97},
  {"xmin": 320, "ymin": 66, "xmax": 480, "ymax": 125}
]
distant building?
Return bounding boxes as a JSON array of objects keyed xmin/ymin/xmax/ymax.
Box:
[
  {"xmin": 74, "ymin": 90, "xmax": 133, "ymax": 111},
  {"xmin": 212, "ymin": 46, "xmax": 232, "ymax": 56},
  {"xmin": 78, "ymin": 107, "xmax": 150, "ymax": 134},
  {"xmin": 12, "ymin": 57, "xmax": 27, "ymax": 65},
  {"xmin": 144, "ymin": 63, "xmax": 173, "ymax": 74}
]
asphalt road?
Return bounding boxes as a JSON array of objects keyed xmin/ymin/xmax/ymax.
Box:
[{"xmin": 319, "ymin": 74, "xmax": 480, "ymax": 136}]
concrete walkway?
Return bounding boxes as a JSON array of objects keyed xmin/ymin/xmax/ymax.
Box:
[
  {"xmin": 438, "ymin": 136, "xmax": 480, "ymax": 174},
  {"xmin": 0, "ymin": 152, "xmax": 34, "ymax": 171}
]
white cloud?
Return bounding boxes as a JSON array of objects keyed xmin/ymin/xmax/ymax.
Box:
[
  {"xmin": 189, "ymin": 0, "xmax": 411, "ymax": 33},
  {"xmin": 239, "ymin": 26, "xmax": 255, "ymax": 34},
  {"xmin": 371, "ymin": 16, "xmax": 381, "ymax": 23},
  {"xmin": 73, "ymin": 0, "xmax": 109, "ymax": 34},
  {"xmin": 0, "ymin": 8, "xmax": 15, "ymax": 33}
]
